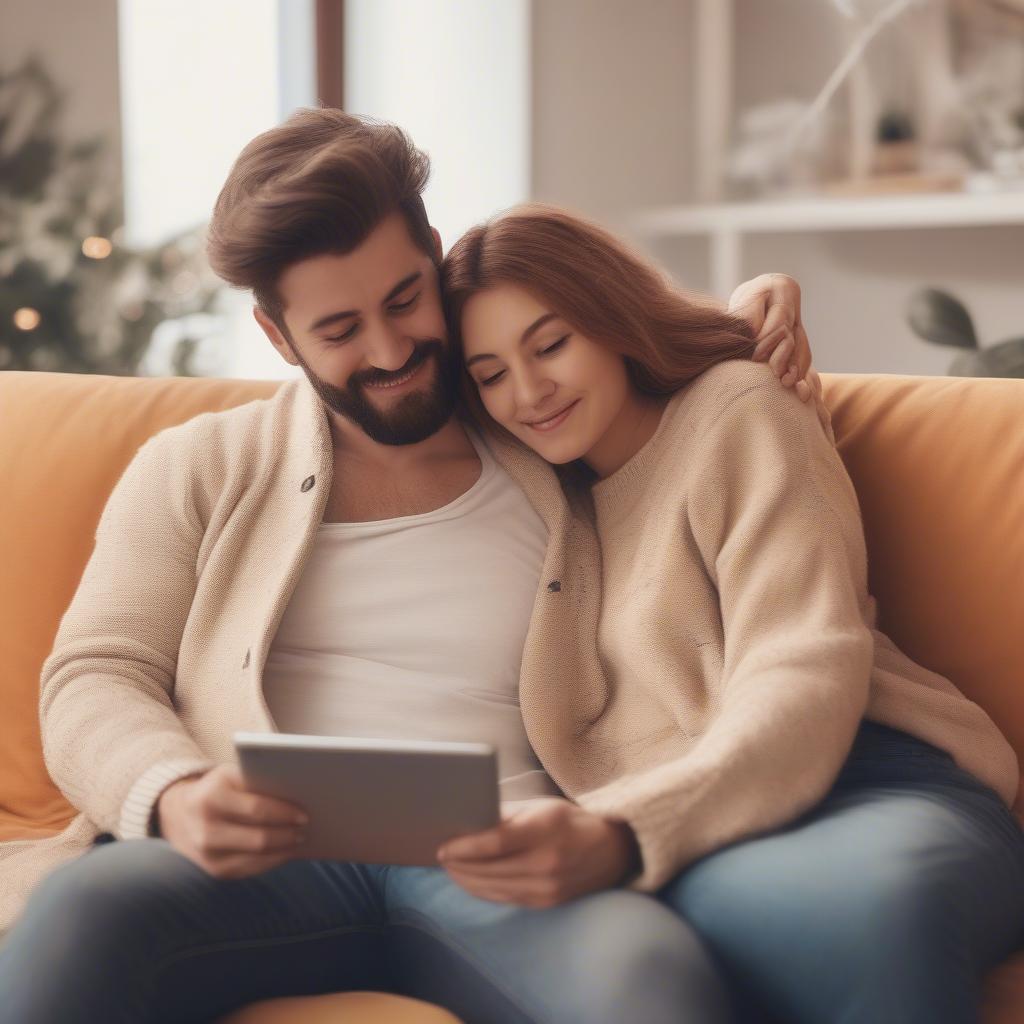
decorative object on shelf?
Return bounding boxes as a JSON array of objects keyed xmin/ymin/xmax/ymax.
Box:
[
  {"xmin": 727, "ymin": 99, "xmax": 838, "ymax": 197},
  {"xmin": 727, "ymin": 0, "xmax": 924, "ymax": 198},
  {"xmin": 729, "ymin": 0, "xmax": 1024, "ymax": 200},
  {"xmin": 906, "ymin": 287, "xmax": 1024, "ymax": 377},
  {"xmin": 0, "ymin": 57, "xmax": 224, "ymax": 376},
  {"xmin": 873, "ymin": 108, "xmax": 918, "ymax": 174}
]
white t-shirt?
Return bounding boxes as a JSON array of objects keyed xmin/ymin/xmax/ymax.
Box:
[{"xmin": 263, "ymin": 427, "xmax": 563, "ymax": 800}]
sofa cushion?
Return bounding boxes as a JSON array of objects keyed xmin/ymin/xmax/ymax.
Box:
[
  {"xmin": 0, "ymin": 371, "xmax": 278, "ymax": 840},
  {"xmin": 821, "ymin": 373, "xmax": 1024, "ymax": 817},
  {"xmin": 215, "ymin": 991, "xmax": 463, "ymax": 1023}
]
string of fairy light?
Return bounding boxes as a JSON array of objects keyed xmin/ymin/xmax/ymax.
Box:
[
  {"xmin": 11, "ymin": 235, "xmax": 114, "ymax": 334},
  {"xmin": 10, "ymin": 232, "xmax": 204, "ymax": 339}
]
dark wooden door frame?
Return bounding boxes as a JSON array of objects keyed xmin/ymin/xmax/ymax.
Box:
[{"xmin": 316, "ymin": 0, "xmax": 345, "ymax": 109}]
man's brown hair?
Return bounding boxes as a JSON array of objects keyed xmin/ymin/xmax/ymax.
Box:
[{"xmin": 206, "ymin": 107, "xmax": 434, "ymax": 339}]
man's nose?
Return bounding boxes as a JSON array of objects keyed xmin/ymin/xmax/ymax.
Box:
[{"xmin": 363, "ymin": 321, "xmax": 414, "ymax": 374}]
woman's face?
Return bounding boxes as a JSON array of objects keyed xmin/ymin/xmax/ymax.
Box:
[{"xmin": 460, "ymin": 283, "xmax": 637, "ymax": 467}]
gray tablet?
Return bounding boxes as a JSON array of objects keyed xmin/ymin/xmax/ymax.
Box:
[{"xmin": 233, "ymin": 732, "xmax": 500, "ymax": 866}]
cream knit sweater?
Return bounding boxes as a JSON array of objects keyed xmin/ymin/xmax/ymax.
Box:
[
  {"xmin": 571, "ymin": 360, "xmax": 1018, "ymax": 888},
  {"xmin": 1, "ymin": 362, "xmax": 1016, "ymax": 935}
]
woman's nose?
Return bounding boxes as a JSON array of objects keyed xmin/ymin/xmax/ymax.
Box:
[{"xmin": 513, "ymin": 367, "xmax": 556, "ymax": 410}]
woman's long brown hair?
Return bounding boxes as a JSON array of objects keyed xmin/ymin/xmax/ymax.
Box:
[{"xmin": 442, "ymin": 203, "xmax": 757, "ymax": 453}]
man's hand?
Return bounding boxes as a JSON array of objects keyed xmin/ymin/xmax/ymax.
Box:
[
  {"xmin": 728, "ymin": 273, "xmax": 835, "ymax": 443},
  {"xmin": 436, "ymin": 797, "xmax": 640, "ymax": 908},
  {"xmin": 155, "ymin": 764, "xmax": 309, "ymax": 879}
]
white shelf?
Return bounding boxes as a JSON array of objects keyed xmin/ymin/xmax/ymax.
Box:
[
  {"xmin": 633, "ymin": 191, "xmax": 1024, "ymax": 236},
  {"xmin": 671, "ymin": 0, "xmax": 1024, "ymax": 298},
  {"xmin": 632, "ymin": 191, "xmax": 1024, "ymax": 297}
]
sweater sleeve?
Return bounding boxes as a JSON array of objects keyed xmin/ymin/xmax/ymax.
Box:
[
  {"xmin": 576, "ymin": 372, "xmax": 874, "ymax": 891},
  {"xmin": 39, "ymin": 428, "xmax": 218, "ymax": 841}
]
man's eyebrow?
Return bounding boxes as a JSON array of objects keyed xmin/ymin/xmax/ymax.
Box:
[
  {"xmin": 465, "ymin": 312, "xmax": 558, "ymax": 368},
  {"xmin": 382, "ymin": 270, "xmax": 423, "ymax": 305},
  {"xmin": 307, "ymin": 271, "xmax": 424, "ymax": 333}
]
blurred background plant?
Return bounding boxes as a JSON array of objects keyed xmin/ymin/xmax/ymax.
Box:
[{"xmin": 0, "ymin": 56, "xmax": 224, "ymax": 376}]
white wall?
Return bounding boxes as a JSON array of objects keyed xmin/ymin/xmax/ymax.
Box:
[
  {"xmin": 345, "ymin": 0, "xmax": 530, "ymax": 254},
  {"xmin": 0, "ymin": 0, "xmax": 123, "ymax": 196},
  {"xmin": 530, "ymin": 0, "xmax": 693, "ymax": 225}
]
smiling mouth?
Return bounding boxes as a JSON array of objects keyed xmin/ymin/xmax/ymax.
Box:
[
  {"xmin": 365, "ymin": 358, "xmax": 426, "ymax": 391},
  {"xmin": 523, "ymin": 400, "xmax": 579, "ymax": 432}
]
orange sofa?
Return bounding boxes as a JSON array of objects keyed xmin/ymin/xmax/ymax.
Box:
[{"xmin": 1, "ymin": 368, "xmax": 1023, "ymax": 1022}]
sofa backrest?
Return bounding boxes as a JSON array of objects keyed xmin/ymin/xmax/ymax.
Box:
[
  {"xmin": 1, "ymin": 369, "xmax": 1021, "ymax": 838},
  {"xmin": 0, "ymin": 372, "xmax": 279, "ymax": 838},
  {"xmin": 823, "ymin": 372, "xmax": 1024, "ymax": 814}
]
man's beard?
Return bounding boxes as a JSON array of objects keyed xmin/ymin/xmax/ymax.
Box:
[{"xmin": 291, "ymin": 336, "xmax": 461, "ymax": 446}]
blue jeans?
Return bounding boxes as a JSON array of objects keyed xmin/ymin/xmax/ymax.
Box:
[{"xmin": 2, "ymin": 719, "xmax": 1022, "ymax": 1024}]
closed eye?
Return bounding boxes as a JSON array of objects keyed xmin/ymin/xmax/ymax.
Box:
[
  {"xmin": 540, "ymin": 335, "xmax": 568, "ymax": 355},
  {"xmin": 389, "ymin": 292, "xmax": 420, "ymax": 313},
  {"xmin": 477, "ymin": 335, "xmax": 569, "ymax": 388},
  {"xmin": 325, "ymin": 322, "xmax": 359, "ymax": 343}
]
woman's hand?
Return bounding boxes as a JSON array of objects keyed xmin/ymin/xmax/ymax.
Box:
[
  {"xmin": 728, "ymin": 273, "xmax": 834, "ymax": 443},
  {"xmin": 436, "ymin": 797, "xmax": 641, "ymax": 908}
]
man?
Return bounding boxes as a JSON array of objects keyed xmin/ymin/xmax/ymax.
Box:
[{"xmin": 0, "ymin": 108, "xmax": 827, "ymax": 1023}]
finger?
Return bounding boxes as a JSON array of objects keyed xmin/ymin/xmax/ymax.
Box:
[
  {"xmin": 728, "ymin": 288, "xmax": 769, "ymax": 332},
  {"xmin": 784, "ymin": 273, "xmax": 803, "ymax": 322},
  {"xmin": 204, "ymin": 849, "xmax": 296, "ymax": 881},
  {"xmin": 200, "ymin": 820, "xmax": 306, "ymax": 855},
  {"xmin": 440, "ymin": 847, "xmax": 548, "ymax": 878},
  {"xmin": 767, "ymin": 334, "xmax": 796, "ymax": 380},
  {"xmin": 727, "ymin": 274, "xmax": 770, "ymax": 313},
  {"xmin": 751, "ymin": 325, "xmax": 788, "ymax": 361},
  {"xmin": 795, "ymin": 379, "xmax": 811, "ymax": 402},
  {"xmin": 759, "ymin": 297, "xmax": 796, "ymax": 341},
  {"xmin": 444, "ymin": 866, "xmax": 557, "ymax": 907},
  {"xmin": 439, "ymin": 814, "xmax": 544, "ymax": 862},
  {"xmin": 208, "ymin": 784, "xmax": 309, "ymax": 827},
  {"xmin": 791, "ymin": 322, "xmax": 813, "ymax": 380}
]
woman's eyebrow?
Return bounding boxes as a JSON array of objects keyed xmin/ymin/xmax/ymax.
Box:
[{"xmin": 466, "ymin": 312, "xmax": 558, "ymax": 368}]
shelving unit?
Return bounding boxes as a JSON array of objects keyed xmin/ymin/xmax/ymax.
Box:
[
  {"xmin": 639, "ymin": 0, "xmax": 1024, "ymax": 297},
  {"xmin": 633, "ymin": 191, "xmax": 1024, "ymax": 297}
]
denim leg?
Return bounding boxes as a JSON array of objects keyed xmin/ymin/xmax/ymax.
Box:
[
  {"xmin": 656, "ymin": 723, "xmax": 1024, "ymax": 1024},
  {"xmin": 382, "ymin": 862, "xmax": 737, "ymax": 1024},
  {"xmin": 0, "ymin": 839, "xmax": 391, "ymax": 1024}
]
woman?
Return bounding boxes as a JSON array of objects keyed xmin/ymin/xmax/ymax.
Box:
[{"xmin": 435, "ymin": 204, "xmax": 1024, "ymax": 1023}]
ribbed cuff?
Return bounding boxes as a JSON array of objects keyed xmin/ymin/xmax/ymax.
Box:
[
  {"xmin": 119, "ymin": 757, "xmax": 217, "ymax": 840},
  {"xmin": 576, "ymin": 784, "xmax": 681, "ymax": 892}
]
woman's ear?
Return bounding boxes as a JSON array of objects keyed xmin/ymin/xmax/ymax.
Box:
[{"xmin": 431, "ymin": 226, "xmax": 443, "ymax": 263}]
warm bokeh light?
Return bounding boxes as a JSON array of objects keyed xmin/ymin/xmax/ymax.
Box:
[
  {"xmin": 13, "ymin": 307, "xmax": 41, "ymax": 331},
  {"xmin": 82, "ymin": 236, "xmax": 113, "ymax": 259}
]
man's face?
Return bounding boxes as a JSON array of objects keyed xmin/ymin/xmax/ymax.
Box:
[{"xmin": 256, "ymin": 212, "xmax": 460, "ymax": 446}]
